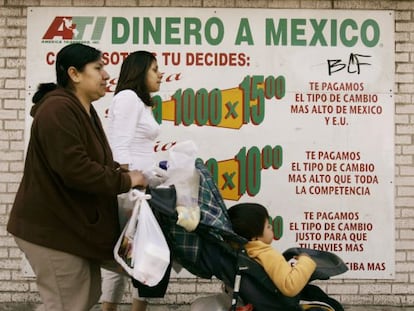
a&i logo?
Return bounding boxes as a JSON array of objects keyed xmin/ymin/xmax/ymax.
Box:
[{"xmin": 42, "ymin": 16, "xmax": 107, "ymax": 43}]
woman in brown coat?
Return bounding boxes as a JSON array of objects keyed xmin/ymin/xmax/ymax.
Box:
[{"xmin": 7, "ymin": 43, "xmax": 147, "ymax": 311}]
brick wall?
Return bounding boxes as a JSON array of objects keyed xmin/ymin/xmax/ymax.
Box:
[{"xmin": 0, "ymin": 0, "xmax": 413, "ymax": 307}]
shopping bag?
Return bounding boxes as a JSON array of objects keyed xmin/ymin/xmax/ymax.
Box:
[
  {"xmin": 114, "ymin": 190, "xmax": 170, "ymax": 286},
  {"xmin": 161, "ymin": 140, "xmax": 200, "ymax": 208},
  {"xmin": 117, "ymin": 190, "xmax": 135, "ymax": 229},
  {"xmin": 113, "ymin": 192, "xmax": 144, "ymax": 271},
  {"xmin": 159, "ymin": 140, "xmax": 201, "ymax": 231}
]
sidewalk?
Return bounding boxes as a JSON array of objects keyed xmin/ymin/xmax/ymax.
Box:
[
  {"xmin": 0, "ymin": 304, "xmax": 413, "ymax": 311},
  {"xmin": 109, "ymin": 306, "xmax": 411, "ymax": 311}
]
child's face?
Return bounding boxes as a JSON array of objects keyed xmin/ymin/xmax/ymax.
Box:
[{"xmin": 257, "ymin": 218, "xmax": 274, "ymax": 244}]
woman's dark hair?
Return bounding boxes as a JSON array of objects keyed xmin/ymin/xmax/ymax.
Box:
[
  {"xmin": 55, "ymin": 43, "xmax": 102, "ymax": 88},
  {"xmin": 228, "ymin": 203, "xmax": 269, "ymax": 240},
  {"xmin": 32, "ymin": 43, "xmax": 102, "ymax": 104},
  {"xmin": 115, "ymin": 51, "xmax": 157, "ymax": 106}
]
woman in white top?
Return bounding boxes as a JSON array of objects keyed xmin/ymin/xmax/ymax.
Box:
[{"xmin": 101, "ymin": 51, "xmax": 165, "ymax": 311}]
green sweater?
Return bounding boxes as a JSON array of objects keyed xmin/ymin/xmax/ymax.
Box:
[
  {"xmin": 246, "ymin": 240, "xmax": 316, "ymax": 297},
  {"xmin": 8, "ymin": 88, "xmax": 131, "ymax": 260}
]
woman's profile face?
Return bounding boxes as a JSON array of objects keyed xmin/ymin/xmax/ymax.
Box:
[
  {"xmin": 74, "ymin": 59, "xmax": 110, "ymax": 103},
  {"xmin": 145, "ymin": 60, "xmax": 163, "ymax": 93}
]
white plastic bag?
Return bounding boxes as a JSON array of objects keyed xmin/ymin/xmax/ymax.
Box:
[
  {"xmin": 160, "ymin": 140, "xmax": 201, "ymax": 231},
  {"xmin": 114, "ymin": 190, "xmax": 170, "ymax": 286},
  {"xmin": 117, "ymin": 190, "xmax": 134, "ymax": 229},
  {"xmin": 161, "ymin": 140, "xmax": 200, "ymax": 207}
]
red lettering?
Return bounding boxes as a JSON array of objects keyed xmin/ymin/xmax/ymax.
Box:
[
  {"xmin": 46, "ymin": 52, "xmax": 55, "ymax": 65},
  {"xmin": 43, "ymin": 17, "xmax": 74, "ymax": 40}
]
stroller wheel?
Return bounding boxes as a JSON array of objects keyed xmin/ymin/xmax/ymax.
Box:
[
  {"xmin": 235, "ymin": 304, "xmax": 254, "ymax": 311},
  {"xmin": 300, "ymin": 301, "xmax": 336, "ymax": 311},
  {"xmin": 299, "ymin": 284, "xmax": 344, "ymax": 311}
]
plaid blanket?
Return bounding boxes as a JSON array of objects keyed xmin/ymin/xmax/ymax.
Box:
[
  {"xmin": 156, "ymin": 158, "xmax": 241, "ymax": 278},
  {"xmin": 196, "ymin": 158, "xmax": 233, "ymax": 232}
]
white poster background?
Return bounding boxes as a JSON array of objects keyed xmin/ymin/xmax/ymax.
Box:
[{"xmin": 26, "ymin": 8, "xmax": 395, "ymax": 279}]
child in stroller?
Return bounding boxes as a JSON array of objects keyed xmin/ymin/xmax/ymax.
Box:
[
  {"xmin": 228, "ymin": 202, "xmax": 316, "ymax": 297},
  {"xmin": 227, "ymin": 202, "xmax": 345, "ymax": 311},
  {"xmin": 148, "ymin": 159, "xmax": 346, "ymax": 311}
]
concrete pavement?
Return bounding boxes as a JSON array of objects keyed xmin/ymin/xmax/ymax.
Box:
[{"xmin": 0, "ymin": 304, "xmax": 413, "ymax": 311}]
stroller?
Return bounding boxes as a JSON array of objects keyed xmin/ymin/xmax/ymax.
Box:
[{"xmin": 146, "ymin": 158, "xmax": 347, "ymax": 311}]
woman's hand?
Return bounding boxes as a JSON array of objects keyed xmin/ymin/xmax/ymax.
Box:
[{"xmin": 128, "ymin": 170, "xmax": 148, "ymax": 189}]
